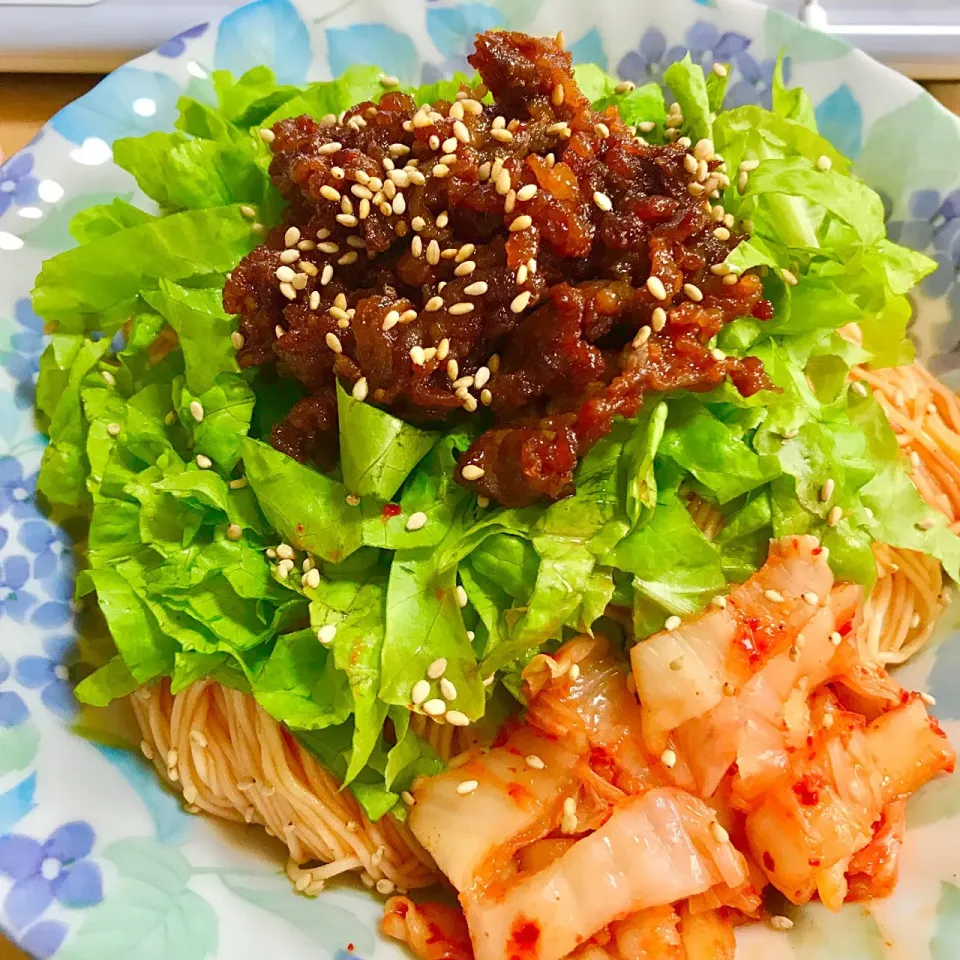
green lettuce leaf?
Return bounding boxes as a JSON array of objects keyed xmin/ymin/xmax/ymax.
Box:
[{"xmin": 663, "ymin": 54, "xmax": 712, "ymax": 141}]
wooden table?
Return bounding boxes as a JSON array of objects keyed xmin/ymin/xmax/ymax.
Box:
[{"xmin": 1, "ymin": 68, "xmax": 960, "ymax": 960}]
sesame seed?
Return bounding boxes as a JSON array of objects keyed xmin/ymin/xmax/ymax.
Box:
[
  {"xmin": 614, "ymin": 80, "xmax": 635, "ymax": 94},
  {"xmin": 352, "ymin": 377, "xmax": 369, "ymax": 402},
  {"xmin": 382, "ymin": 310, "xmax": 400, "ymax": 332},
  {"xmin": 510, "ymin": 291, "xmax": 532, "ymax": 313},
  {"xmin": 426, "ymin": 240, "xmax": 440, "ymax": 265},
  {"xmin": 817, "ymin": 155, "xmax": 832, "ymax": 171},
  {"xmin": 711, "ymin": 822, "xmax": 730, "ymax": 843},
  {"xmin": 392, "ymin": 193, "xmax": 406, "ymax": 215},
  {"xmin": 464, "ymin": 281, "xmax": 488, "ymax": 297},
  {"xmin": 646, "ymin": 276, "xmax": 668, "ymax": 300},
  {"xmin": 284, "ymin": 226, "xmax": 301, "ymax": 247},
  {"xmin": 411, "ymin": 679, "xmax": 430, "ymax": 705},
  {"xmin": 660, "ymin": 749, "xmax": 677, "ymax": 768},
  {"xmin": 188, "ymin": 400, "xmax": 204, "ymax": 423},
  {"xmin": 802, "ymin": 592, "xmax": 819, "ymax": 606},
  {"xmin": 454, "ymin": 261, "xmax": 476, "ymax": 277},
  {"xmin": 431, "ymin": 164, "xmax": 451, "ymax": 179},
  {"xmin": 820, "ymin": 478, "xmax": 835, "ymax": 502},
  {"xmin": 298, "ymin": 261, "xmax": 318, "ymax": 277},
  {"xmin": 713, "ymin": 226, "xmax": 731, "ymax": 241},
  {"xmin": 480, "ymin": 389, "xmax": 492, "ymax": 406},
  {"xmin": 822, "ymin": 712, "xmax": 835, "ymax": 729},
  {"xmin": 449, "ymin": 302, "xmax": 474, "ymax": 316},
  {"xmin": 651, "ymin": 307, "xmax": 667, "ymax": 332},
  {"xmin": 764, "ymin": 589, "xmax": 784, "ymax": 603},
  {"xmin": 405, "ymin": 511, "xmax": 428, "ymax": 532},
  {"xmin": 279, "ymin": 248, "xmax": 300, "ymax": 264},
  {"xmin": 632, "ymin": 326, "xmax": 651, "ymax": 349},
  {"xmin": 456, "ymin": 779, "xmax": 478, "ymax": 795},
  {"xmin": 424, "ymin": 698, "xmax": 447, "ymax": 717},
  {"xmin": 491, "ymin": 128, "xmax": 513, "ymax": 143},
  {"xmin": 436, "ymin": 211, "xmax": 449, "ymax": 228},
  {"xmin": 455, "ymin": 585, "xmax": 468, "ymax": 608},
  {"xmin": 259, "ymin": 128, "xmax": 275, "ymax": 143},
  {"xmin": 515, "ymin": 183, "xmax": 538, "ymax": 203},
  {"xmin": 462, "ymin": 465, "xmax": 485, "ymax": 481},
  {"xmin": 637, "ymin": 121, "xmax": 656, "ymax": 133},
  {"xmin": 684, "ymin": 153, "xmax": 699, "ymax": 175},
  {"xmin": 291, "ymin": 273, "xmax": 308, "ymax": 290},
  {"xmin": 106, "ymin": 421, "xmax": 121, "ymax": 437},
  {"xmin": 780, "ymin": 268, "xmax": 800, "ymax": 286},
  {"xmin": 239, "ymin": 204, "xmax": 256, "ymax": 218},
  {"xmin": 231, "ymin": 331, "xmax": 246, "ymax": 350},
  {"xmin": 770, "ymin": 916, "xmax": 794, "ymax": 932},
  {"xmin": 828, "ymin": 505, "xmax": 843, "ymax": 527},
  {"xmin": 329, "ymin": 306, "xmax": 350, "ymax": 322},
  {"xmin": 324, "ymin": 332, "xmax": 342, "ymax": 354},
  {"xmin": 664, "ymin": 615, "xmax": 682, "ymax": 631},
  {"xmin": 425, "ymin": 657, "xmax": 448, "ymax": 681},
  {"xmin": 546, "ymin": 121, "xmax": 569, "ymax": 137},
  {"xmin": 551, "ymin": 83, "xmax": 565, "ymax": 106},
  {"xmin": 336, "ymin": 214, "xmax": 358, "ymax": 228},
  {"xmin": 711, "ymin": 595, "xmax": 727, "ymax": 609},
  {"xmin": 317, "ymin": 242, "xmax": 339, "ymax": 255},
  {"xmin": 302, "ymin": 568, "xmax": 321, "ymax": 589},
  {"xmin": 710, "ymin": 348, "xmax": 727, "ymax": 361},
  {"xmin": 276, "ymin": 543, "xmax": 295, "ymax": 560},
  {"xmin": 683, "ymin": 282, "xmax": 703, "ymax": 302},
  {"xmin": 276, "ymin": 265, "xmax": 296, "ymax": 283},
  {"xmin": 508, "ymin": 215, "xmax": 532, "ymax": 233},
  {"xmin": 920, "ymin": 691, "xmax": 937, "ymax": 706},
  {"xmin": 722, "ymin": 273, "xmax": 739, "ymax": 286},
  {"xmin": 410, "ymin": 345, "xmax": 426, "ymax": 366},
  {"xmin": 319, "ymin": 185, "xmax": 341, "ymax": 202},
  {"xmin": 440, "ymin": 677, "xmax": 457, "ymax": 701},
  {"xmin": 473, "ymin": 366, "xmax": 490, "ymax": 390},
  {"xmin": 196, "ymin": 454, "xmax": 212, "ymax": 469},
  {"xmin": 338, "ymin": 251, "xmax": 359, "ymax": 265},
  {"xmin": 224, "ymin": 523, "xmax": 244, "ymax": 544},
  {"xmin": 279, "ymin": 282, "xmax": 297, "ymax": 301}
]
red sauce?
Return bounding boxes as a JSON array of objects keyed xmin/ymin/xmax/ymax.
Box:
[
  {"xmin": 792, "ymin": 775, "xmax": 823, "ymax": 806},
  {"xmin": 224, "ymin": 29, "xmax": 773, "ymax": 507},
  {"xmin": 733, "ymin": 615, "xmax": 780, "ymax": 666},
  {"xmin": 508, "ymin": 918, "xmax": 542, "ymax": 960}
]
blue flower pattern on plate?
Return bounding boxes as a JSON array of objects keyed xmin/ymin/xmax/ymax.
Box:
[
  {"xmin": 15, "ymin": 636, "xmax": 77, "ymax": 721},
  {"xmin": 617, "ymin": 20, "xmax": 788, "ymax": 110},
  {"xmin": 157, "ymin": 22, "xmax": 210, "ymax": 59},
  {"xmin": 0, "ymin": 656, "xmax": 28, "ymax": 728},
  {"xmin": 0, "ymin": 458, "xmax": 37, "ymax": 521},
  {"xmin": 888, "ymin": 189, "xmax": 960, "ymax": 371},
  {"xmin": 0, "ymin": 155, "xmax": 39, "ymax": 218},
  {"xmin": 0, "ymin": 555, "xmax": 36, "ymax": 624},
  {"xmin": 0, "ymin": 298, "xmax": 45, "ymax": 409},
  {"xmin": 0, "ymin": 822, "xmax": 102, "ymax": 931}
]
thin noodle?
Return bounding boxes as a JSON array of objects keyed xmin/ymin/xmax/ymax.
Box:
[{"xmin": 132, "ymin": 679, "xmax": 444, "ymax": 894}]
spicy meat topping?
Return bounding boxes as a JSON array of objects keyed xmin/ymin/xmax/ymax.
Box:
[{"xmin": 224, "ymin": 29, "xmax": 770, "ymax": 507}]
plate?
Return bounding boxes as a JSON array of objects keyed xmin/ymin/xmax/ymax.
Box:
[{"xmin": 1, "ymin": 1, "xmax": 959, "ymax": 958}]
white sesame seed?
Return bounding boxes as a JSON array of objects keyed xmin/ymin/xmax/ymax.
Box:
[
  {"xmin": 225, "ymin": 523, "xmax": 243, "ymax": 541},
  {"xmin": 764, "ymin": 589, "xmax": 784, "ymax": 603},
  {"xmin": 511, "ymin": 291, "xmax": 532, "ymax": 313},
  {"xmin": 508, "ymin": 215, "xmax": 532, "ymax": 232},
  {"xmin": 920, "ymin": 691, "xmax": 937, "ymax": 706},
  {"xmin": 711, "ymin": 821, "xmax": 730, "ymax": 843},
  {"xmin": 721, "ymin": 273, "xmax": 739, "ymax": 286},
  {"xmin": 302, "ymin": 568, "xmax": 321, "ymax": 589},
  {"xmin": 770, "ymin": 916, "xmax": 794, "ymax": 932},
  {"xmin": 403, "ymin": 511, "xmax": 428, "ymax": 532},
  {"xmin": 453, "ymin": 261, "xmax": 476, "ymax": 277},
  {"xmin": 449, "ymin": 302, "xmax": 474, "ymax": 316},
  {"xmin": 711, "ymin": 595, "xmax": 727, "ymax": 609},
  {"xmin": 802, "ymin": 592, "xmax": 819, "ymax": 606},
  {"xmin": 259, "ymin": 128, "xmax": 275, "ymax": 143},
  {"xmin": 781, "ymin": 269, "xmax": 799, "ymax": 286},
  {"xmin": 853, "ymin": 380, "xmax": 867, "ymax": 397},
  {"xmin": 320, "ymin": 185, "xmax": 341, "ymax": 202},
  {"xmin": 471, "ymin": 366, "xmax": 490, "ymax": 390},
  {"xmin": 284, "ymin": 226, "xmax": 301, "ymax": 247},
  {"xmin": 820, "ymin": 478, "xmax": 835, "ymax": 502},
  {"xmin": 660, "ymin": 749, "xmax": 677, "ymax": 768},
  {"xmin": 424, "ymin": 698, "xmax": 447, "ymax": 717},
  {"xmin": 592, "ymin": 191, "xmax": 613, "ymax": 213},
  {"xmin": 456, "ymin": 779, "xmax": 478, "ymax": 795},
  {"xmin": 291, "ymin": 273, "xmax": 308, "ymax": 290},
  {"xmin": 637, "ymin": 121, "xmax": 656, "ymax": 133},
  {"xmin": 664, "ymin": 615, "xmax": 682, "ymax": 631},
  {"xmin": 410, "ymin": 345, "xmax": 426, "ymax": 366},
  {"xmin": 231, "ymin": 331, "xmax": 246, "ymax": 351},
  {"xmin": 188, "ymin": 400, "xmax": 204, "ymax": 423},
  {"xmin": 276, "ymin": 265, "xmax": 296, "ymax": 283},
  {"xmin": 336, "ymin": 214, "xmax": 358, "ymax": 228},
  {"xmin": 817, "ymin": 155, "xmax": 832, "ymax": 171},
  {"xmin": 491, "ymin": 128, "xmax": 513, "ymax": 142},
  {"xmin": 106, "ymin": 421, "xmax": 121, "ymax": 437},
  {"xmin": 455, "ymin": 585, "xmax": 468, "ymax": 608},
  {"xmin": 426, "ymin": 239, "xmax": 440, "ymax": 265},
  {"xmin": 650, "ymin": 307, "xmax": 667, "ymax": 332},
  {"xmin": 646, "ymin": 276, "xmax": 668, "ymax": 300},
  {"xmin": 440, "ymin": 677, "xmax": 457, "ymax": 701},
  {"xmin": 827, "ymin": 505, "xmax": 843, "ymax": 527},
  {"xmin": 279, "ymin": 248, "xmax": 300, "ymax": 265},
  {"xmin": 382, "ymin": 310, "xmax": 400, "ymax": 332},
  {"xmin": 464, "ymin": 281, "xmax": 488, "ymax": 296},
  {"xmin": 632, "ymin": 326, "xmax": 652, "ymax": 349},
  {"xmin": 196, "ymin": 454, "xmax": 212, "ymax": 469},
  {"xmin": 683, "ymin": 282, "xmax": 703, "ymax": 302},
  {"xmin": 461, "ymin": 465, "xmax": 484, "ymax": 481},
  {"xmin": 684, "ymin": 153, "xmax": 699, "ymax": 175},
  {"xmin": 325, "ymin": 332, "xmax": 342, "ymax": 354},
  {"xmin": 713, "ymin": 62, "xmax": 728, "ymax": 77},
  {"xmin": 350, "ymin": 377, "xmax": 369, "ymax": 402},
  {"xmin": 525, "ymin": 755, "xmax": 545, "ymax": 770},
  {"xmin": 411, "ymin": 679, "xmax": 430, "ymax": 704},
  {"xmin": 480, "ymin": 389, "xmax": 492, "ymax": 406},
  {"xmin": 713, "ymin": 226, "xmax": 731, "ymax": 241}
]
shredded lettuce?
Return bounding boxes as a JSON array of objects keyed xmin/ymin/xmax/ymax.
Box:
[{"xmin": 30, "ymin": 61, "xmax": 959, "ymax": 823}]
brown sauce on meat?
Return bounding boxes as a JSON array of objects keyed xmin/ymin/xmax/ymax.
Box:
[{"xmin": 225, "ymin": 29, "xmax": 771, "ymax": 507}]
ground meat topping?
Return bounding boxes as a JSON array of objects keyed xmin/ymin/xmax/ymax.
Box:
[{"xmin": 224, "ymin": 29, "xmax": 771, "ymax": 507}]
